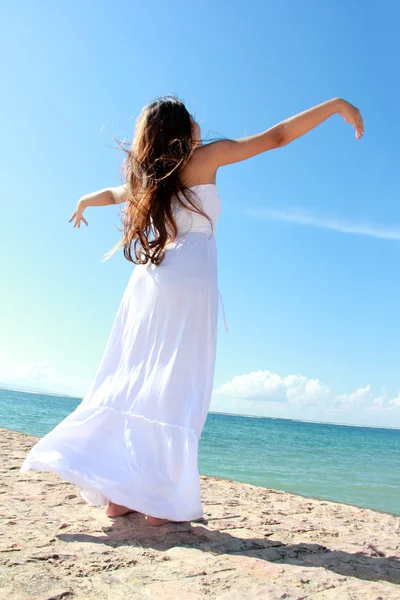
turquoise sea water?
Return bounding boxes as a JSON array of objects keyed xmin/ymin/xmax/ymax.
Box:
[{"xmin": 1, "ymin": 387, "xmax": 399, "ymax": 515}]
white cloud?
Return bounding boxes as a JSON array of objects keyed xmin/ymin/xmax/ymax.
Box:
[
  {"xmin": 216, "ymin": 370, "xmax": 329, "ymax": 406},
  {"xmin": 373, "ymin": 396, "xmax": 385, "ymax": 406},
  {"xmin": 212, "ymin": 369, "xmax": 400, "ymax": 428},
  {"xmin": 246, "ymin": 207, "xmax": 400, "ymax": 241},
  {"xmin": 334, "ymin": 385, "xmax": 372, "ymax": 406},
  {"xmin": 389, "ymin": 397, "xmax": 400, "ymax": 407},
  {"xmin": 0, "ymin": 360, "xmax": 88, "ymax": 398}
]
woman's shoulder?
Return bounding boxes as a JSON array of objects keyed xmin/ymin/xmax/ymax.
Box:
[{"xmin": 179, "ymin": 145, "xmax": 217, "ymax": 188}]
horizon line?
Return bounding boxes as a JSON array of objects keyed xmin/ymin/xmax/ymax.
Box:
[{"xmin": 1, "ymin": 386, "xmax": 398, "ymax": 431}]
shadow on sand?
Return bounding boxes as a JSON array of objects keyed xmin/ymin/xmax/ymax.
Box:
[{"xmin": 57, "ymin": 512, "xmax": 400, "ymax": 585}]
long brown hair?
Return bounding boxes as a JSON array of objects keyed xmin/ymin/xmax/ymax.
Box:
[{"xmin": 104, "ymin": 95, "xmax": 214, "ymax": 265}]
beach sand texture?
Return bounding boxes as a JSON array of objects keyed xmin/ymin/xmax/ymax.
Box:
[{"xmin": 0, "ymin": 427, "xmax": 399, "ymax": 599}]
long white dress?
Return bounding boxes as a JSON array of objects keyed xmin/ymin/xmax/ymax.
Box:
[{"xmin": 20, "ymin": 183, "xmax": 228, "ymax": 522}]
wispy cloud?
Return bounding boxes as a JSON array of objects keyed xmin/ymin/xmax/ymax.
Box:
[
  {"xmin": 246, "ymin": 207, "xmax": 400, "ymax": 241},
  {"xmin": 0, "ymin": 360, "xmax": 89, "ymax": 398}
]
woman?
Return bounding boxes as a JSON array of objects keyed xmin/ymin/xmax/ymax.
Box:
[{"xmin": 20, "ymin": 95, "xmax": 363, "ymax": 526}]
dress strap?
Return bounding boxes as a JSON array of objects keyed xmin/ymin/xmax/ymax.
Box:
[{"xmin": 217, "ymin": 289, "xmax": 229, "ymax": 333}]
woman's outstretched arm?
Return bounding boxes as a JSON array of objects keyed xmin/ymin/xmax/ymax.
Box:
[
  {"xmin": 205, "ymin": 98, "xmax": 363, "ymax": 168},
  {"xmin": 69, "ymin": 185, "xmax": 129, "ymax": 228}
]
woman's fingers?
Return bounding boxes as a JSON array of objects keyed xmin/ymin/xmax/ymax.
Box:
[
  {"xmin": 344, "ymin": 107, "xmax": 363, "ymax": 139},
  {"xmin": 69, "ymin": 212, "xmax": 88, "ymax": 227},
  {"xmin": 356, "ymin": 112, "xmax": 364, "ymax": 139}
]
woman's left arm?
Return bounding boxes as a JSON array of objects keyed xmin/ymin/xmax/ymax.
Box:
[{"xmin": 69, "ymin": 185, "xmax": 129, "ymax": 228}]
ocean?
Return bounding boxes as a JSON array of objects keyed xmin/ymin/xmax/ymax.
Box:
[{"xmin": 1, "ymin": 387, "xmax": 399, "ymax": 515}]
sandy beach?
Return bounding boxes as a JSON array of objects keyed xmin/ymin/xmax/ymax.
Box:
[{"xmin": 0, "ymin": 426, "xmax": 399, "ymax": 599}]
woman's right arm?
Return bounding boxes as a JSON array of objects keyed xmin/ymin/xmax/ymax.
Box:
[
  {"xmin": 69, "ymin": 185, "xmax": 129, "ymax": 228},
  {"xmin": 205, "ymin": 98, "xmax": 363, "ymax": 168}
]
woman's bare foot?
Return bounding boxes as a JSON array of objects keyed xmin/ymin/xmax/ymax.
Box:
[
  {"xmin": 105, "ymin": 500, "xmax": 138, "ymax": 517},
  {"xmin": 145, "ymin": 515, "xmax": 171, "ymax": 526}
]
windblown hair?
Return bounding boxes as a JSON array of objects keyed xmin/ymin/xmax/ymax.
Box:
[{"xmin": 104, "ymin": 95, "xmax": 214, "ymax": 266}]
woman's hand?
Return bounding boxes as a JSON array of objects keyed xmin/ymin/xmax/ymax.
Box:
[
  {"xmin": 338, "ymin": 99, "xmax": 364, "ymax": 140},
  {"xmin": 69, "ymin": 198, "xmax": 88, "ymax": 228}
]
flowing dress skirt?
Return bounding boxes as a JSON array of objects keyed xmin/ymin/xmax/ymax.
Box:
[{"xmin": 20, "ymin": 231, "xmax": 219, "ymax": 521}]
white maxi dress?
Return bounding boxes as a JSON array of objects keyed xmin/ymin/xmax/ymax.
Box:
[{"xmin": 20, "ymin": 184, "xmax": 228, "ymax": 522}]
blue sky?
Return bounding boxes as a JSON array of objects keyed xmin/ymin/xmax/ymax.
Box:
[{"xmin": 1, "ymin": 0, "xmax": 400, "ymax": 427}]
